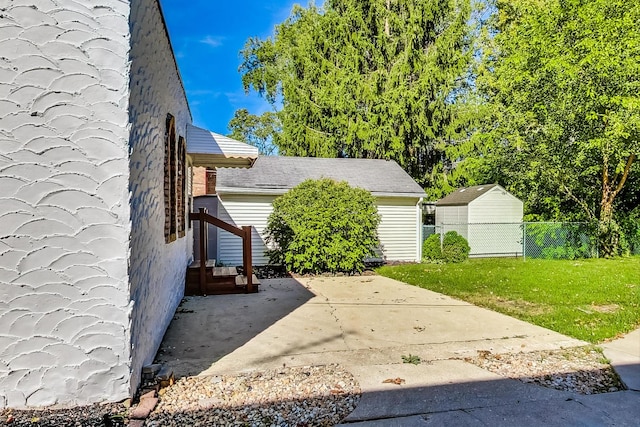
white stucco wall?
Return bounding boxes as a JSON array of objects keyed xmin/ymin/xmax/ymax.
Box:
[
  {"xmin": 127, "ymin": 0, "xmax": 192, "ymax": 395},
  {"xmin": 0, "ymin": 0, "xmax": 192, "ymax": 409},
  {"xmin": 0, "ymin": 0, "xmax": 132, "ymax": 408}
]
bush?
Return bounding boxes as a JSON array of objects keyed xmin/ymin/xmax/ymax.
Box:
[
  {"xmin": 422, "ymin": 231, "xmax": 470, "ymax": 263},
  {"xmin": 422, "ymin": 234, "xmax": 442, "ymax": 261},
  {"xmin": 442, "ymin": 231, "xmax": 470, "ymax": 262},
  {"xmin": 618, "ymin": 208, "xmax": 640, "ymax": 256},
  {"xmin": 265, "ymin": 178, "xmax": 380, "ymax": 274}
]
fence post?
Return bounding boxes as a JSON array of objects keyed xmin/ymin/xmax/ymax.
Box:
[
  {"xmin": 522, "ymin": 222, "xmax": 526, "ymax": 262},
  {"xmin": 522, "ymin": 222, "xmax": 527, "ymax": 261},
  {"xmin": 242, "ymin": 226, "xmax": 253, "ymax": 293},
  {"xmin": 199, "ymin": 207, "xmax": 207, "ymax": 294}
]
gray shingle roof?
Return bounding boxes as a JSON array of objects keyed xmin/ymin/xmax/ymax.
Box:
[
  {"xmin": 436, "ymin": 184, "xmax": 501, "ymax": 206},
  {"xmin": 216, "ymin": 156, "xmax": 425, "ymax": 197}
]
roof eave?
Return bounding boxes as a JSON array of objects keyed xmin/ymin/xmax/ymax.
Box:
[
  {"xmin": 372, "ymin": 192, "xmax": 425, "ymax": 199},
  {"xmin": 216, "ymin": 186, "xmax": 424, "ymax": 199},
  {"xmin": 188, "ymin": 153, "xmax": 257, "ymax": 169},
  {"xmin": 436, "ymin": 202, "xmax": 467, "ymax": 207}
]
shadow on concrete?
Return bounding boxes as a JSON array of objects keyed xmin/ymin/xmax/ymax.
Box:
[
  {"xmin": 153, "ymin": 278, "xmax": 314, "ymax": 378},
  {"xmin": 338, "ymin": 371, "xmax": 639, "ymax": 426}
]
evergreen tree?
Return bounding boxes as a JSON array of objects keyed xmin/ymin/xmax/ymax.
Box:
[{"xmin": 240, "ymin": 0, "xmax": 471, "ymax": 187}]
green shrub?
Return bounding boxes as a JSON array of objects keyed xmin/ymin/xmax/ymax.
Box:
[
  {"xmin": 422, "ymin": 234, "xmax": 443, "ymax": 261},
  {"xmin": 422, "ymin": 231, "xmax": 470, "ymax": 263},
  {"xmin": 525, "ymin": 222, "xmax": 596, "ymax": 259},
  {"xmin": 619, "ymin": 208, "xmax": 640, "ymax": 256},
  {"xmin": 265, "ymin": 178, "xmax": 380, "ymax": 274},
  {"xmin": 442, "ymin": 231, "xmax": 470, "ymax": 262}
]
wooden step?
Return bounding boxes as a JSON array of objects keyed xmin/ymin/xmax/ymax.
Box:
[
  {"xmin": 212, "ymin": 266, "xmax": 237, "ymax": 277},
  {"xmin": 185, "ymin": 265, "xmax": 260, "ymax": 296},
  {"xmin": 188, "ymin": 259, "xmax": 216, "ymax": 269},
  {"xmin": 235, "ymin": 274, "xmax": 261, "ymax": 293}
]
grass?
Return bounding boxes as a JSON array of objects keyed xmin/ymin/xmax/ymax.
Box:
[{"xmin": 376, "ymin": 257, "xmax": 640, "ymax": 343}]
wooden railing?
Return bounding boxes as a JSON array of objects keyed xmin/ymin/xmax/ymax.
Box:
[{"xmin": 189, "ymin": 207, "xmax": 253, "ymax": 294}]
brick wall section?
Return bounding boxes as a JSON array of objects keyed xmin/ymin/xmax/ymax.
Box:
[
  {"xmin": 0, "ymin": 0, "xmax": 133, "ymax": 408},
  {"xmin": 192, "ymin": 166, "xmax": 207, "ymax": 196},
  {"xmin": 207, "ymin": 169, "xmax": 216, "ymax": 194}
]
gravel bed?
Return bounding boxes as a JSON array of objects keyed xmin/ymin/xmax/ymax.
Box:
[
  {"xmin": 146, "ymin": 364, "xmax": 360, "ymax": 426},
  {"xmin": 1, "ymin": 402, "xmax": 128, "ymax": 427},
  {"xmin": 2, "ymin": 347, "xmax": 626, "ymax": 426},
  {"xmin": 464, "ymin": 346, "xmax": 625, "ymax": 394}
]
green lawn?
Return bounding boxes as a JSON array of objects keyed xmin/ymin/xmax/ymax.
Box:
[{"xmin": 376, "ymin": 257, "xmax": 640, "ymax": 343}]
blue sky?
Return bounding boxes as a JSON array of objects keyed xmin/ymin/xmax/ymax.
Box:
[{"xmin": 159, "ymin": 0, "xmax": 299, "ymax": 133}]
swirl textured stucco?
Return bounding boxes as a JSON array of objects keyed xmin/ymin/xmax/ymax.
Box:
[
  {"xmin": 127, "ymin": 0, "xmax": 191, "ymax": 396},
  {"xmin": 0, "ymin": 0, "xmax": 191, "ymax": 408}
]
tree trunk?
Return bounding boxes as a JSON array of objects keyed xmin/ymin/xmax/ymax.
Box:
[
  {"xmin": 598, "ymin": 153, "xmax": 635, "ymax": 257},
  {"xmin": 598, "ymin": 196, "xmax": 618, "ymax": 258},
  {"xmin": 385, "ymin": 0, "xmax": 390, "ymax": 36}
]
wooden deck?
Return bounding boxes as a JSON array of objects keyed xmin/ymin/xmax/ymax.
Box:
[
  {"xmin": 185, "ymin": 261, "xmax": 260, "ymax": 296},
  {"xmin": 188, "ymin": 208, "xmax": 256, "ymax": 295}
]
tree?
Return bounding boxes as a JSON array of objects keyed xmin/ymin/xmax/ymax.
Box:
[
  {"xmin": 477, "ymin": 0, "xmax": 640, "ymax": 256},
  {"xmin": 240, "ymin": 0, "xmax": 471, "ymax": 187},
  {"xmin": 227, "ymin": 108, "xmax": 280, "ymax": 155},
  {"xmin": 265, "ymin": 179, "xmax": 380, "ymax": 274}
]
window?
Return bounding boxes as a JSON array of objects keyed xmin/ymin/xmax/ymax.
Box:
[
  {"xmin": 164, "ymin": 114, "xmax": 188, "ymax": 243},
  {"xmin": 177, "ymin": 136, "xmax": 186, "ymax": 237}
]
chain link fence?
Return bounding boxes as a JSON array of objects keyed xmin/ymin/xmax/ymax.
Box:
[{"xmin": 423, "ymin": 222, "xmax": 598, "ymax": 259}]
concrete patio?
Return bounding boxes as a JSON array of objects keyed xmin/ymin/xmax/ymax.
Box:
[{"xmin": 155, "ymin": 275, "xmax": 640, "ymax": 426}]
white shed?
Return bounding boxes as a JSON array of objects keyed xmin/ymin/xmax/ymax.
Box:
[
  {"xmin": 435, "ymin": 184, "xmax": 523, "ymax": 257},
  {"xmin": 213, "ymin": 157, "xmax": 425, "ymax": 265}
]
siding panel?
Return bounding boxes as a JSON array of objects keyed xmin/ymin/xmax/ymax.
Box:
[
  {"xmin": 217, "ymin": 195, "xmax": 422, "ymax": 265},
  {"xmin": 435, "ymin": 205, "xmax": 468, "ymax": 225},
  {"xmin": 217, "ymin": 195, "xmax": 275, "ymax": 266},
  {"xmin": 468, "ymin": 187, "xmax": 523, "ymax": 223},
  {"xmin": 376, "ymin": 198, "xmax": 421, "ymax": 262}
]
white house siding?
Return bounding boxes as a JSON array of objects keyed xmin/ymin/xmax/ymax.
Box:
[
  {"xmin": 217, "ymin": 195, "xmax": 275, "ymax": 266},
  {"xmin": 217, "ymin": 195, "xmax": 421, "ymax": 265},
  {"xmin": 0, "ymin": 1, "xmax": 132, "ymax": 408},
  {"xmin": 375, "ymin": 198, "xmax": 422, "ymax": 262},
  {"xmin": 127, "ymin": 0, "xmax": 192, "ymax": 396}
]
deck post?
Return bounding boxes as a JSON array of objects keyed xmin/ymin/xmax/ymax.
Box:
[
  {"xmin": 242, "ymin": 226, "xmax": 253, "ymax": 293},
  {"xmin": 199, "ymin": 207, "xmax": 207, "ymax": 295}
]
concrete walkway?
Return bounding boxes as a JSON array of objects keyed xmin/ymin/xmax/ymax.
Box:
[
  {"xmin": 602, "ymin": 328, "xmax": 640, "ymax": 392},
  {"xmin": 157, "ymin": 275, "xmax": 640, "ymax": 426}
]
